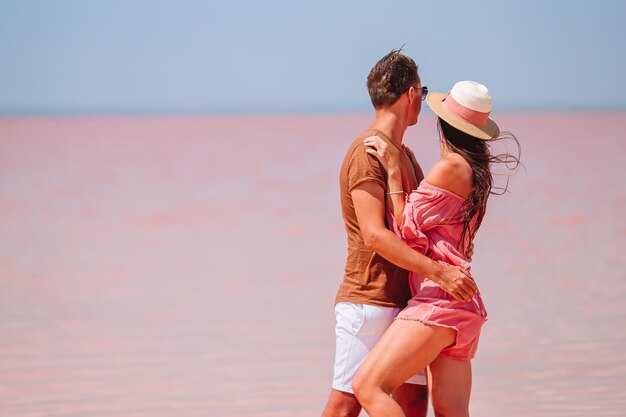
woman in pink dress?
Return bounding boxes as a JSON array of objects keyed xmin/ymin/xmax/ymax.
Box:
[{"xmin": 352, "ymin": 81, "xmax": 520, "ymax": 417}]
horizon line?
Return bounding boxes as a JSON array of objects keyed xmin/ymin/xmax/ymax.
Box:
[{"xmin": 1, "ymin": 105, "xmax": 626, "ymax": 117}]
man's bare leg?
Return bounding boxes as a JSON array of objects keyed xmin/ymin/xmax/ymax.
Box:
[
  {"xmin": 429, "ymin": 357, "xmax": 471, "ymax": 417},
  {"xmin": 321, "ymin": 389, "xmax": 361, "ymax": 417},
  {"xmin": 321, "ymin": 384, "xmax": 427, "ymax": 417},
  {"xmin": 393, "ymin": 383, "xmax": 428, "ymax": 417}
]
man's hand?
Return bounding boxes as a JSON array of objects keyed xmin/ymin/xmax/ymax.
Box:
[{"xmin": 431, "ymin": 263, "xmax": 477, "ymax": 302}]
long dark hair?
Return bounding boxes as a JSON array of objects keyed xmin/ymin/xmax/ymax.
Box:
[{"xmin": 437, "ymin": 117, "xmax": 521, "ymax": 254}]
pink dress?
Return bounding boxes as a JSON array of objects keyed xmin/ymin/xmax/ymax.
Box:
[{"xmin": 389, "ymin": 180, "xmax": 488, "ymax": 361}]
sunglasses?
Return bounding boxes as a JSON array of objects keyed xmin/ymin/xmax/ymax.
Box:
[
  {"xmin": 408, "ymin": 85, "xmax": 428, "ymax": 101},
  {"xmin": 417, "ymin": 85, "xmax": 428, "ymax": 101}
]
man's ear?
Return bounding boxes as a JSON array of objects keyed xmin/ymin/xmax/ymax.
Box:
[{"xmin": 406, "ymin": 86, "xmax": 416, "ymax": 103}]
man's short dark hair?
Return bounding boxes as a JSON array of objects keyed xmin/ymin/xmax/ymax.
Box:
[{"xmin": 367, "ymin": 49, "xmax": 419, "ymax": 109}]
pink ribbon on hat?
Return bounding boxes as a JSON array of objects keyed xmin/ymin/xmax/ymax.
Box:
[{"xmin": 442, "ymin": 94, "xmax": 490, "ymax": 126}]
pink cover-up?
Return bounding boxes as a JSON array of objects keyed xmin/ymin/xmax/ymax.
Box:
[{"xmin": 388, "ymin": 180, "xmax": 488, "ymax": 361}]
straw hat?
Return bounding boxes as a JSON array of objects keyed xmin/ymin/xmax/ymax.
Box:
[{"xmin": 426, "ymin": 81, "xmax": 500, "ymax": 140}]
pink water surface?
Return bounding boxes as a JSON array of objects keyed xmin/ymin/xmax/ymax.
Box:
[{"xmin": 0, "ymin": 113, "xmax": 625, "ymax": 416}]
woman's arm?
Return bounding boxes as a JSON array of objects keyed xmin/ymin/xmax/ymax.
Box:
[
  {"xmin": 362, "ymin": 136, "xmax": 406, "ymax": 227},
  {"xmin": 385, "ymin": 167, "xmax": 406, "ymax": 227}
]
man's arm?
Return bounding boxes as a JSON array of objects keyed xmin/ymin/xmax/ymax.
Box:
[{"xmin": 352, "ymin": 181, "xmax": 477, "ymax": 302}]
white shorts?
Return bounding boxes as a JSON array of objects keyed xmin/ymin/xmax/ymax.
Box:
[{"xmin": 332, "ymin": 301, "xmax": 427, "ymax": 393}]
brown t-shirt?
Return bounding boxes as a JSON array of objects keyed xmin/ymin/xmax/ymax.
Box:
[{"xmin": 335, "ymin": 129, "xmax": 423, "ymax": 308}]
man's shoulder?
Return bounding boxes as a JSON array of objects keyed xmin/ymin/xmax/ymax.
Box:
[
  {"xmin": 345, "ymin": 130, "xmax": 375, "ymax": 153},
  {"xmin": 339, "ymin": 130, "xmax": 386, "ymax": 192},
  {"xmin": 343, "ymin": 129, "xmax": 382, "ymax": 163}
]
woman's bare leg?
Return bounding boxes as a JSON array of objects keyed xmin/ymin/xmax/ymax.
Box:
[
  {"xmin": 352, "ymin": 319, "xmax": 456, "ymax": 417},
  {"xmin": 429, "ymin": 357, "xmax": 472, "ymax": 417}
]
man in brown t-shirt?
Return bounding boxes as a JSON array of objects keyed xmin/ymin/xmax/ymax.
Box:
[{"xmin": 321, "ymin": 51, "xmax": 477, "ymax": 417}]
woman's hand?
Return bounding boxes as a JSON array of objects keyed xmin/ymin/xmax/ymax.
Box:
[
  {"xmin": 364, "ymin": 135, "xmax": 405, "ymax": 225},
  {"xmin": 363, "ymin": 135, "xmax": 401, "ymax": 172}
]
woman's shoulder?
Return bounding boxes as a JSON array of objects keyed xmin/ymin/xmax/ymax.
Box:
[{"xmin": 425, "ymin": 154, "xmax": 473, "ymax": 199}]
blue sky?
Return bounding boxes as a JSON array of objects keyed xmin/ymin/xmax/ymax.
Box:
[{"xmin": 1, "ymin": 0, "xmax": 625, "ymax": 114}]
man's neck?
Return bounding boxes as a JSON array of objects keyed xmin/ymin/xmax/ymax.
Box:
[{"xmin": 369, "ymin": 109, "xmax": 408, "ymax": 147}]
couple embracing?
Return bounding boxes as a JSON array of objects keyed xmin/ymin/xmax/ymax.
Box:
[{"xmin": 321, "ymin": 50, "xmax": 519, "ymax": 417}]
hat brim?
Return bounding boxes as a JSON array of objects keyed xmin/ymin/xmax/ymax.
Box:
[{"xmin": 426, "ymin": 92, "xmax": 500, "ymax": 141}]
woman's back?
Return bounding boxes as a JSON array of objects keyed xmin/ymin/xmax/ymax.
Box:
[
  {"xmin": 390, "ymin": 153, "xmax": 477, "ymax": 272},
  {"xmin": 425, "ymin": 152, "xmax": 473, "ymax": 199}
]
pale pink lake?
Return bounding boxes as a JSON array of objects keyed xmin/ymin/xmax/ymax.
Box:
[{"xmin": 1, "ymin": 113, "xmax": 625, "ymax": 416}]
